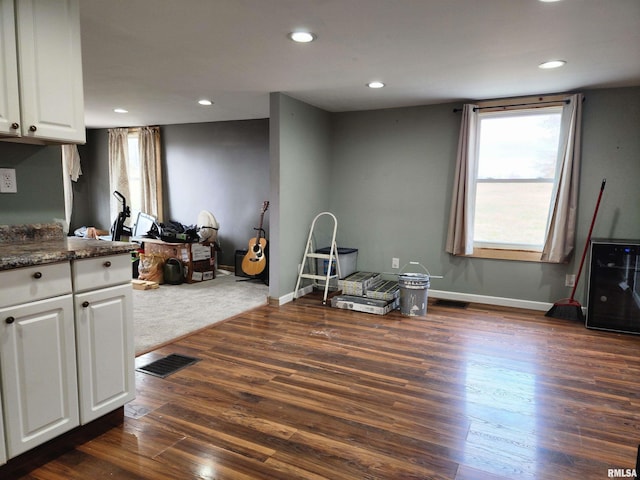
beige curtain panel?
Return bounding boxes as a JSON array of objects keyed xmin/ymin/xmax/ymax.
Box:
[
  {"xmin": 445, "ymin": 103, "xmax": 478, "ymax": 256},
  {"xmin": 108, "ymin": 128, "xmax": 130, "ymax": 225},
  {"xmin": 139, "ymin": 126, "xmax": 163, "ymax": 221},
  {"xmin": 541, "ymin": 93, "xmax": 584, "ymax": 263}
]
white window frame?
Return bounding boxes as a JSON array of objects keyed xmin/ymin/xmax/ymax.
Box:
[
  {"xmin": 471, "ymin": 105, "xmax": 563, "ymax": 260},
  {"xmin": 125, "ymin": 130, "xmax": 142, "ymax": 219}
]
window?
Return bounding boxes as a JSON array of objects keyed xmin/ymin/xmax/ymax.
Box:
[
  {"xmin": 108, "ymin": 126, "xmax": 163, "ymax": 233},
  {"xmin": 124, "ymin": 131, "xmax": 142, "ymax": 217},
  {"xmin": 473, "ymin": 108, "xmax": 562, "ymax": 252},
  {"xmin": 446, "ymin": 93, "xmax": 583, "ymax": 263},
  {"xmin": 108, "ymin": 130, "xmax": 142, "ymax": 225}
]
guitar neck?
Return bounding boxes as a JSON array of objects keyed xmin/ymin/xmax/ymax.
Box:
[{"xmin": 251, "ymin": 201, "xmax": 269, "ymax": 246}]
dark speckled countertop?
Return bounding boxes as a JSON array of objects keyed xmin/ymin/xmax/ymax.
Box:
[{"xmin": 0, "ymin": 223, "xmax": 138, "ymax": 271}]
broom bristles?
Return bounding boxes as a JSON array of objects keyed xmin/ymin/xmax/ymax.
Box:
[{"xmin": 545, "ymin": 298, "xmax": 585, "ymax": 322}]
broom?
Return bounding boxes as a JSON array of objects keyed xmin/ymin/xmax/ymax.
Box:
[{"xmin": 545, "ymin": 178, "xmax": 606, "ymax": 322}]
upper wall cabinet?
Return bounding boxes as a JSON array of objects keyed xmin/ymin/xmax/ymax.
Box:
[{"xmin": 0, "ymin": 0, "xmax": 85, "ymax": 144}]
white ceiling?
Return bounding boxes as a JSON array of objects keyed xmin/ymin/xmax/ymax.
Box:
[{"xmin": 79, "ymin": 0, "xmax": 640, "ymax": 129}]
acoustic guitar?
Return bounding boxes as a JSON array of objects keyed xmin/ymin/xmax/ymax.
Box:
[{"xmin": 241, "ymin": 201, "xmax": 269, "ymax": 276}]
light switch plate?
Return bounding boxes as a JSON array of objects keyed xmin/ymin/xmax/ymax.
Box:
[{"xmin": 0, "ymin": 168, "xmax": 17, "ymax": 193}]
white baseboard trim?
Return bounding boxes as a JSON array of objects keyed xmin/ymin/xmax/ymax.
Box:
[
  {"xmin": 428, "ymin": 289, "xmax": 552, "ymax": 312},
  {"xmin": 279, "ymin": 286, "xmax": 554, "ymax": 312},
  {"xmin": 279, "ymin": 285, "xmax": 314, "ymax": 306}
]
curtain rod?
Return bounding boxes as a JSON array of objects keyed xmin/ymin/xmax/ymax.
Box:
[{"xmin": 452, "ymin": 98, "xmax": 571, "ymax": 113}]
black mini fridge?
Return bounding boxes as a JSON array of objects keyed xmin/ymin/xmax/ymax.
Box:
[{"xmin": 586, "ymin": 238, "xmax": 640, "ymax": 334}]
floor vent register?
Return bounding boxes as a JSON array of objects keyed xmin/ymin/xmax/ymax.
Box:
[
  {"xmin": 136, "ymin": 354, "xmax": 200, "ymax": 378},
  {"xmin": 433, "ymin": 299, "xmax": 470, "ymax": 309}
]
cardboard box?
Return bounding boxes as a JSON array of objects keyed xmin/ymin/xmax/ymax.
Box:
[
  {"xmin": 338, "ymin": 271, "xmax": 381, "ymax": 296},
  {"xmin": 143, "ymin": 240, "xmax": 215, "ymax": 283},
  {"xmin": 315, "ymin": 247, "xmax": 358, "ymax": 279},
  {"xmin": 143, "ymin": 241, "xmax": 189, "ymax": 262},
  {"xmin": 185, "ymin": 258, "xmax": 215, "ymax": 283},
  {"xmin": 331, "ymin": 295, "xmax": 399, "ymax": 315},
  {"xmin": 366, "ymin": 280, "xmax": 400, "ymax": 301},
  {"xmin": 190, "ymin": 243, "xmax": 213, "ymax": 261}
]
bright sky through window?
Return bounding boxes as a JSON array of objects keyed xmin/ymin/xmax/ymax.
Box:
[{"xmin": 474, "ymin": 108, "xmax": 562, "ymax": 249}]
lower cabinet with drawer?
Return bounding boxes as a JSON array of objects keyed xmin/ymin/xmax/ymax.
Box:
[
  {"xmin": 73, "ymin": 285, "xmax": 135, "ymax": 422},
  {"xmin": 0, "ymin": 391, "xmax": 5, "ymax": 465},
  {"xmin": 0, "ymin": 264, "xmax": 79, "ymax": 460},
  {"xmin": 72, "ymin": 253, "xmax": 136, "ymax": 424},
  {"xmin": 0, "ymin": 252, "xmax": 135, "ymax": 465}
]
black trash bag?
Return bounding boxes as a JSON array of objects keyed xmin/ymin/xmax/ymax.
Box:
[{"xmin": 154, "ymin": 221, "xmax": 199, "ymax": 243}]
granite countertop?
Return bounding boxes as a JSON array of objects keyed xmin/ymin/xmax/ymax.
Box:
[{"xmin": 0, "ymin": 223, "xmax": 139, "ymax": 271}]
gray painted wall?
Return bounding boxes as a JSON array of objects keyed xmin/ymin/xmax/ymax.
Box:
[
  {"xmin": 270, "ymin": 93, "xmax": 332, "ymax": 298},
  {"xmin": 73, "ymin": 120, "xmax": 269, "ymax": 267},
  {"xmin": 0, "ymin": 144, "xmax": 65, "ymax": 225},
  {"xmin": 70, "ymin": 130, "xmax": 110, "ymax": 232},
  {"xmin": 2, "ymin": 87, "xmax": 637, "ymax": 308},
  {"xmin": 162, "ymin": 119, "xmax": 269, "ymax": 266},
  {"xmin": 328, "ymin": 87, "xmax": 640, "ymax": 305}
]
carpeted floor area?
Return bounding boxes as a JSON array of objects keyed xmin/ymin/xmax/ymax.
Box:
[{"xmin": 132, "ymin": 269, "xmax": 268, "ymax": 355}]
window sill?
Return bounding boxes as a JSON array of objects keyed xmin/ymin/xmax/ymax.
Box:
[{"xmin": 470, "ymin": 248, "xmax": 543, "ymax": 262}]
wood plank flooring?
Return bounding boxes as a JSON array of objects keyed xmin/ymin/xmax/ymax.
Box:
[{"xmin": 7, "ymin": 294, "xmax": 640, "ymax": 479}]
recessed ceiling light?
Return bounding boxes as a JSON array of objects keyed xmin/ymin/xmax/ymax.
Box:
[
  {"xmin": 367, "ymin": 81, "xmax": 385, "ymax": 89},
  {"xmin": 114, "ymin": 108, "xmax": 128, "ymax": 113},
  {"xmin": 539, "ymin": 60, "xmax": 566, "ymax": 69},
  {"xmin": 288, "ymin": 31, "xmax": 316, "ymax": 43},
  {"xmin": 538, "ymin": 0, "xmax": 563, "ymax": 3},
  {"xmin": 198, "ymin": 99, "xmax": 213, "ymax": 106}
]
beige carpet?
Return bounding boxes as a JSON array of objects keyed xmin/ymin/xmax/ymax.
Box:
[{"xmin": 132, "ymin": 269, "xmax": 268, "ymax": 355}]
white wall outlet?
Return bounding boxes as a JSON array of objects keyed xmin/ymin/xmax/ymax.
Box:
[
  {"xmin": 565, "ymin": 274, "xmax": 576, "ymax": 287},
  {"xmin": 0, "ymin": 168, "xmax": 17, "ymax": 193},
  {"xmin": 392, "ymin": 257, "xmax": 400, "ymax": 269}
]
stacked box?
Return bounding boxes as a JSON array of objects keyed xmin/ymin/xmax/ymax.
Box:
[
  {"xmin": 331, "ymin": 295, "xmax": 400, "ymax": 315},
  {"xmin": 366, "ymin": 280, "xmax": 400, "ymax": 301},
  {"xmin": 185, "ymin": 259, "xmax": 215, "ymax": 282},
  {"xmin": 143, "ymin": 240, "xmax": 215, "ymax": 283},
  {"xmin": 338, "ymin": 271, "xmax": 381, "ymax": 296},
  {"xmin": 144, "ymin": 241, "xmax": 190, "ymax": 264}
]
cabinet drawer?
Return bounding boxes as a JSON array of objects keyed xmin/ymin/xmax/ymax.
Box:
[
  {"xmin": 72, "ymin": 254, "xmax": 131, "ymax": 293},
  {"xmin": 0, "ymin": 262, "xmax": 71, "ymax": 308}
]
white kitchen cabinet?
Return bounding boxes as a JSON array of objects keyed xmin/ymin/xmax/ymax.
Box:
[
  {"xmin": 0, "ymin": 392, "xmax": 5, "ymax": 465},
  {"xmin": 72, "ymin": 254, "xmax": 135, "ymax": 424},
  {"xmin": 74, "ymin": 284, "xmax": 135, "ymax": 423},
  {"xmin": 0, "ymin": 294, "xmax": 80, "ymax": 458},
  {"xmin": 0, "ymin": 0, "xmax": 85, "ymax": 144},
  {"xmin": 0, "ymin": 251, "xmax": 134, "ymax": 464},
  {"xmin": 0, "ymin": 0, "xmax": 20, "ymax": 139}
]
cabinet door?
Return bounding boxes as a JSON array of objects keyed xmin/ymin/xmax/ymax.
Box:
[
  {"xmin": 0, "ymin": 294, "xmax": 79, "ymax": 459},
  {"xmin": 75, "ymin": 284, "xmax": 135, "ymax": 424},
  {"xmin": 0, "ymin": 0, "xmax": 20, "ymax": 137},
  {"xmin": 0, "ymin": 390, "xmax": 5, "ymax": 465},
  {"xmin": 15, "ymin": 0, "xmax": 85, "ymax": 143}
]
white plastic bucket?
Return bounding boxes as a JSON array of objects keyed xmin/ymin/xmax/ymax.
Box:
[{"xmin": 398, "ymin": 263, "xmax": 430, "ymax": 316}]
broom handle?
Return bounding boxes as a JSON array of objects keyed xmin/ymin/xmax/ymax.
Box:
[{"xmin": 569, "ymin": 178, "xmax": 606, "ymax": 301}]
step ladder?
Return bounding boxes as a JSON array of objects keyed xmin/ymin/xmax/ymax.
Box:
[{"xmin": 294, "ymin": 212, "xmax": 341, "ymax": 304}]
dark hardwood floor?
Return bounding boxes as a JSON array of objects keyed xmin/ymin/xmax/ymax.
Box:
[{"xmin": 8, "ymin": 294, "xmax": 640, "ymax": 479}]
